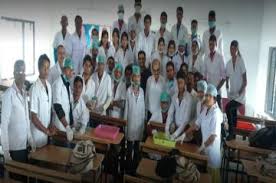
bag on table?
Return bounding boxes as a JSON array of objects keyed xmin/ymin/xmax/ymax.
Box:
[
  {"xmin": 249, "ymin": 126, "xmax": 276, "ymax": 150},
  {"xmin": 68, "ymin": 140, "xmax": 96, "ymax": 174}
]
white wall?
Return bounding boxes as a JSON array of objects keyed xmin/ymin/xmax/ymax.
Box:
[{"xmin": 0, "ymin": 0, "xmax": 270, "ymax": 115}]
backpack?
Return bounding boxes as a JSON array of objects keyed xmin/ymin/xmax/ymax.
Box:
[
  {"xmin": 249, "ymin": 126, "xmax": 276, "ymax": 150},
  {"xmin": 68, "ymin": 140, "xmax": 96, "ymax": 174}
]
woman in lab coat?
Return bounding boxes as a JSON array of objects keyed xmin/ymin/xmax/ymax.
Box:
[
  {"xmin": 177, "ymin": 84, "xmax": 223, "ymax": 183},
  {"xmin": 167, "ymin": 40, "xmax": 177, "ymax": 62},
  {"xmin": 30, "ymin": 54, "xmax": 55, "ymax": 148},
  {"xmin": 153, "ymin": 37, "xmax": 169, "ymax": 78},
  {"xmin": 81, "ymin": 55, "xmax": 96, "ymax": 108},
  {"xmin": 92, "ymin": 55, "xmax": 112, "ymax": 115},
  {"xmin": 225, "ymin": 40, "xmax": 247, "ymax": 141},
  {"xmin": 98, "ymin": 30, "xmax": 114, "ymax": 59},
  {"xmin": 124, "ymin": 65, "xmax": 145, "ymax": 172},
  {"xmin": 108, "ymin": 63, "xmax": 126, "ymax": 119},
  {"xmin": 173, "ymin": 39, "xmax": 189, "ymax": 72},
  {"xmin": 72, "ymin": 76, "xmax": 90, "ymax": 135},
  {"xmin": 115, "ymin": 32, "xmax": 132, "ymax": 69},
  {"xmin": 188, "ymin": 38, "xmax": 204, "ymax": 75},
  {"xmin": 109, "ymin": 28, "xmax": 120, "ymax": 58}
]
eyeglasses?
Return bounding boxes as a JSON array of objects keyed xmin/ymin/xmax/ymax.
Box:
[{"xmin": 15, "ymin": 71, "xmax": 25, "ymax": 75}]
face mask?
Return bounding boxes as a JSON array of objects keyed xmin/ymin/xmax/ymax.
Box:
[
  {"xmin": 161, "ymin": 105, "xmax": 169, "ymax": 113},
  {"xmin": 161, "ymin": 23, "xmax": 166, "ymax": 29},
  {"xmin": 118, "ymin": 13, "xmax": 124, "ymax": 20},
  {"xmin": 208, "ymin": 21, "xmax": 216, "ymax": 29},
  {"xmin": 92, "ymin": 35, "xmax": 99, "ymax": 41},
  {"xmin": 135, "ymin": 6, "xmax": 141, "ymax": 13},
  {"xmin": 179, "ymin": 51, "xmax": 185, "ymax": 56},
  {"xmin": 131, "ymin": 81, "xmax": 140, "ymax": 88},
  {"xmin": 191, "ymin": 28, "xmax": 197, "ymax": 36},
  {"xmin": 63, "ymin": 74, "xmax": 70, "ymax": 83}
]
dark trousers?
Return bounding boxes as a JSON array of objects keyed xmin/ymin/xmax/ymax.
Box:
[
  {"xmin": 126, "ymin": 141, "xmax": 140, "ymax": 173},
  {"xmin": 226, "ymin": 100, "xmax": 242, "ymax": 135},
  {"xmin": 217, "ymin": 94, "xmax": 222, "ymax": 109},
  {"xmin": 9, "ymin": 149, "xmax": 28, "ymax": 182}
]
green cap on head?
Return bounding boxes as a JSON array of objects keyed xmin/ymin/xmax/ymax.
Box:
[
  {"xmin": 178, "ymin": 39, "xmax": 186, "ymax": 47},
  {"xmin": 132, "ymin": 65, "xmax": 141, "ymax": 75},
  {"xmin": 160, "ymin": 92, "xmax": 170, "ymax": 102},
  {"xmin": 206, "ymin": 84, "xmax": 218, "ymax": 97},
  {"xmin": 97, "ymin": 54, "xmax": 106, "ymax": 64},
  {"xmin": 63, "ymin": 57, "xmax": 73, "ymax": 69}
]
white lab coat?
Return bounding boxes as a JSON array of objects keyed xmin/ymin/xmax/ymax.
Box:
[
  {"xmin": 109, "ymin": 80, "xmax": 126, "ymax": 119},
  {"xmin": 137, "ymin": 31, "xmax": 156, "ymax": 68},
  {"xmin": 98, "ymin": 44, "xmax": 116, "ymax": 59},
  {"xmin": 187, "ymin": 35, "xmax": 203, "ymax": 57},
  {"xmin": 149, "ymin": 110, "xmax": 164, "ymax": 123},
  {"xmin": 124, "ymin": 87, "xmax": 145, "ymax": 141},
  {"xmin": 187, "ymin": 54, "xmax": 204, "ymax": 74},
  {"xmin": 171, "ymin": 23, "xmax": 189, "ymax": 47},
  {"xmin": 48, "ymin": 63, "xmax": 62, "ymax": 85},
  {"xmin": 155, "ymin": 28, "xmax": 172, "ymax": 51},
  {"xmin": 152, "ymin": 52, "xmax": 169, "ymax": 78},
  {"xmin": 81, "ymin": 75, "xmax": 96, "ymax": 104},
  {"xmin": 128, "ymin": 14, "xmax": 144, "ymax": 35},
  {"xmin": 166, "ymin": 91, "xmax": 193, "ymax": 137},
  {"xmin": 52, "ymin": 75, "xmax": 73, "ymax": 131},
  {"xmin": 1, "ymin": 82, "xmax": 32, "ymax": 151},
  {"xmin": 129, "ymin": 41, "xmax": 137, "ymax": 64},
  {"xmin": 202, "ymin": 28, "xmax": 224, "ymax": 57},
  {"xmin": 146, "ymin": 76, "xmax": 166, "ymax": 114},
  {"xmin": 195, "ymin": 103, "xmax": 222, "ymax": 168},
  {"xmin": 73, "ymin": 97, "xmax": 89, "ymax": 128},
  {"xmin": 115, "ymin": 48, "xmax": 133, "ymax": 69},
  {"xmin": 173, "ymin": 52, "xmax": 189, "ymax": 72},
  {"xmin": 53, "ymin": 31, "xmax": 72, "ymax": 58},
  {"xmin": 30, "ymin": 78, "xmax": 52, "ymax": 148},
  {"xmin": 92, "ymin": 71, "xmax": 112, "ymax": 115},
  {"xmin": 203, "ymin": 52, "xmax": 226, "ymax": 95},
  {"xmin": 165, "ymin": 78, "xmax": 178, "ymax": 98},
  {"xmin": 71, "ymin": 31, "xmax": 87, "ymax": 75},
  {"xmin": 112, "ymin": 20, "xmax": 128, "ymax": 35},
  {"xmin": 226, "ymin": 56, "xmax": 246, "ymax": 104}
]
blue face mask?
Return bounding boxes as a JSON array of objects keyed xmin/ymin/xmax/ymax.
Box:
[
  {"xmin": 191, "ymin": 28, "xmax": 197, "ymax": 36},
  {"xmin": 131, "ymin": 81, "xmax": 140, "ymax": 88},
  {"xmin": 63, "ymin": 74, "xmax": 70, "ymax": 83},
  {"xmin": 208, "ymin": 21, "xmax": 216, "ymax": 29},
  {"xmin": 92, "ymin": 35, "xmax": 99, "ymax": 41},
  {"xmin": 161, "ymin": 105, "xmax": 169, "ymax": 113}
]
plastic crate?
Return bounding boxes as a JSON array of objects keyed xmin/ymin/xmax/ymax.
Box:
[
  {"xmin": 236, "ymin": 120, "xmax": 256, "ymax": 131},
  {"xmin": 94, "ymin": 124, "xmax": 119, "ymax": 140},
  {"xmin": 153, "ymin": 132, "xmax": 176, "ymax": 148}
]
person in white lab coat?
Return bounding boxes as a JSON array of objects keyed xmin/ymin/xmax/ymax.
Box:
[
  {"xmin": 115, "ymin": 32, "xmax": 133, "ymax": 69},
  {"xmin": 128, "ymin": 0, "xmax": 144, "ymax": 36},
  {"xmin": 53, "ymin": 15, "xmax": 72, "ymax": 62},
  {"xmin": 48, "ymin": 45, "xmax": 65, "ymax": 85},
  {"xmin": 92, "ymin": 55, "xmax": 112, "ymax": 115},
  {"xmin": 203, "ymin": 35, "xmax": 226, "ymax": 108},
  {"xmin": 108, "ymin": 63, "xmax": 126, "ymax": 119},
  {"xmin": 167, "ymin": 40, "xmax": 177, "ymax": 62},
  {"xmin": 128, "ymin": 24, "xmax": 137, "ymax": 64},
  {"xmin": 225, "ymin": 40, "xmax": 247, "ymax": 141},
  {"xmin": 173, "ymin": 39, "xmax": 189, "ymax": 72},
  {"xmin": 124, "ymin": 65, "xmax": 145, "ymax": 172},
  {"xmin": 138, "ymin": 50, "xmax": 151, "ymax": 94},
  {"xmin": 154, "ymin": 37, "xmax": 169, "ymax": 78},
  {"xmin": 136, "ymin": 14, "xmax": 155, "ymax": 68},
  {"xmin": 72, "ymin": 76, "xmax": 90, "ymax": 135},
  {"xmin": 176, "ymin": 84, "xmax": 223, "ymax": 183},
  {"xmin": 110, "ymin": 28, "xmax": 120, "ymax": 58},
  {"xmin": 146, "ymin": 58, "xmax": 165, "ymax": 120},
  {"xmin": 98, "ymin": 30, "xmax": 114, "ymax": 59},
  {"xmin": 81, "ymin": 55, "xmax": 96, "ymax": 108},
  {"xmin": 30, "ymin": 54, "xmax": 55, "ymax": 148},
  {"xmin": 187, "ymin": 19, "xmax": 202, "ymax": 57},
  {"xmin": 202, "ymin": 10, "xmax": 224, "ymax": 57},
  {"xmin": 112, "ymin": 4, "xmax": 128, "ymax": 36},
  {"xmin": 106, "ymin": 56, "xmax": 115, "ymax": 76},
  {"xmin": 1, "ymin": 60, "xmax": 35, "ymax": 163},
  {"xmin": 165, "ymin": 71, "xmax": 193, "ymax": 140},
  {"xmin": 195, "ymin": 80, "xmax": 208, "ymax": 118},
  {"xmin": 155, "ymin": 12, "xmax": 172, "ymax": 52},
  {"xmin": 165, "ymin": 61, "xmax": 177, "ymax": 98},
  {"xmin": 71, "ymin": 15, "xmax": 87, "ymax": 75},
  {"xmin": 171, "ymin": 7, "xmax": 189, "ymax": 47},
  {"xmin": 52, "ymin": 58, "xmax": 74, "ymax": 142},
  {"xmin": 188, "ymin": 38, "xmax": 204, "ymax": 74}
]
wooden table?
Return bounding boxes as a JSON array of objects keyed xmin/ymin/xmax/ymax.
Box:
[
  {"xmin": 136, "ymin": 158, "xmax": 211, "ymax": 183},
  {"xmin": 141, "ymin": 137, "xmax": 208, "ymax": 167},
  {"xmin": 241, "ymin": 159, "xmax": 276, "ymax": 183},
  {"xmin": 29, "ymin": 145, "xmax": 104, "ymax": 183}
]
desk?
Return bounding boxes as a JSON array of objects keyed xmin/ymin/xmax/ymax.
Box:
[
  {"xmin": 136, "ymin": 158, "xmax": 211, "ymax": 183},
  {"xmin": 241, "ymin": 159, "xmax": 276, "ymax": 183},
  {"xmin": 141, "ymin": 137, "xmax": 207, "ymax": 167},
  {"xmin": 29, "ymin": 145, "xmax": 104, "ymax": 183}
]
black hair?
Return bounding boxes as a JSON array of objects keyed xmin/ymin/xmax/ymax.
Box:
[
  {"xmin": 112, "ymin": 28, "xmax": 120, "ymax": 38},
  {"xmin": 180, "ymin": 62, "xmax": 188, "ymax": 71},
  {"xmin": 166, "ymin": 61, "xmax": 175, "ymax": 70},
  {"xmin": 38, "ymin": 54, "xmax": 50, "ymax": 70},
  {"xmin": 176, "ymin": 70, "xmax": 186, "ymax": 81},
  {"xmin": 100, "ymin": 30, "xmax": 109, "ymax": 47},
  {"xmin": 209, "ymin": 34, "xmax": 217, "ymax": 43},
  {"xmin": 176, "ymin": 7, "xmax": 183, "ymax": 14},
  {"xmin": 125, "ymin": 64, "xmax": 133, "ymax": 74},
  {"xmin": 92, "ymin": 28, "xmax": 98, "ymax": 34},
  {"xmin": 138, "ymin": 50, "xmax": 146, "ymax": 58},
  {"xmin": 191, "ymin": 19, "xmax": 198, "ymax": 25},
  {"xmin": 74, "ymin": 75, "xmax": 83, "ymax": 86},
  {"xmin": 144, "ymin": 14, "xmax": 152, "ymax": 23},
  {"xmin": 83, "ymin": 54, "xmax": 93, "ymax": 66},
  {"xmin": 194, "ymin": 71, "xmax": 203, "ymax": 80},
  {"xmin": 75, "ymin": 15, "xmax": 82, "ymax": 22},
  {"xmin": 158, "ymin": 37, "xmax": 165, "ymax": 46},
  {"xmin": 57, "ymin": 44, "xmax": 64, "ymax": 51},
  {"xmin": 209, "ymin": 10, "xmax": 216, "ymax": 18},
  {"xmin": 161, "ymin": 11, "xmax": 167, "ymax": 18},
  {"xmin": 121, "ymin": 31, "xmax": 129, "ymax": 50},
  {"xmin": 167, "ymin": 40, "xmax": 176, "ymax": 50},
  {"xmin": 230, "ymin": 40, "xmax": 241, "ymax": 57},
  {"xmin": 107, "ymin": 56, "xmax": 115, "ymax": 62}
]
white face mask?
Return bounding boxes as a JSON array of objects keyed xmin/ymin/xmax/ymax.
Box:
[
  {"xmin": 118, "ymin": 13, "xmax": 124, "ymax": 20},
  {"xmin": 161, "ymin": 23, "xmax": 166, "ymax": 29}
]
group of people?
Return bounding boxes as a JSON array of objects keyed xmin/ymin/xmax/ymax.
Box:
[{"xmin": 1, "ymin": 0, "xmax": 247, "ymax": 182}]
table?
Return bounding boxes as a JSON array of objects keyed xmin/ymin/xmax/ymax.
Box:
[
  {"xmin": 141, "ymin": 137, "xmax": 208, "ymax": 167},
  {"xmin": 136, "ymin": 158, "xmax": 211, "ymax": 183},
  {"xmin": 29, "ymin": 145, "xmax": 104, "ymax": 183},
  {"xmin": 241, "ymin": 159, "xmax": 276, "ymax": 183}
]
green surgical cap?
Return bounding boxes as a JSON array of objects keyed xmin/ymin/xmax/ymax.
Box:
[
  {"xmin": 206, "ymin": 84, "xmax": 218, "ymax": 97},
  {"xmin": 97, "ymin": 54, "xmax": 106, "ymax": 64},
  {"xmin": 197, "ymin": 80, "xmax": 208, "ymax": 93},
  {"xmin": 178, "ymin": 39, "xmax": 186, "ymax": 47},
  {"xmin": 160, "ymin": 92, "xmax": 170, "ymax": 102},
  {"xmin": 63, "ymin": 57, "xmax": 73, "ymax": 69},
  {"xmin": 132, "ymin": 65, "xmax": 141, "ymax": 75},
  {"xmin": 114, "ymin": 63, "xmax": 123, "ymax": 73}
]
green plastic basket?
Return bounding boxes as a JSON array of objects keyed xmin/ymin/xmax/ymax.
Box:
[{"xmin": 153, "ymin": 132, "xmax": 176, "ymax": 148}]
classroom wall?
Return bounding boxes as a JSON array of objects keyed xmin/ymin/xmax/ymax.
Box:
[{"xmin": 0, "ymin": 0, "xmax": 271, "ymax": 116}]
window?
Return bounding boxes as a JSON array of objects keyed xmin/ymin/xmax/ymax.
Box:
[
  {"xmin": 265, "ymin": 48, "xmax": 276, "ymax": 117},
  {"xmin": 0, "ymin": 16, "xmax": 35, "ymax": 79}
]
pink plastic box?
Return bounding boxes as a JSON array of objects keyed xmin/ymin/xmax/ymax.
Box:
[{"xmin": 94, "ymin": 124, "xmax": 119, "ymax": 140}]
